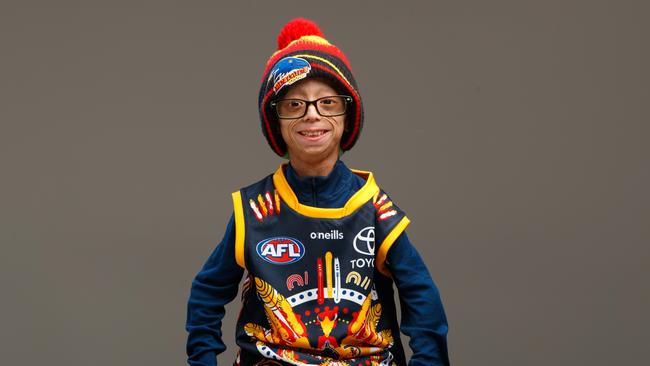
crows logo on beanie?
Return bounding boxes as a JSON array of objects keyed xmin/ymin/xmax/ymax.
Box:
[
  {"xmin": 268, "ymin": 57, "xmax": 312, "ymax": 94},
  {"xmin": 259, "ymin": 18, "xmax": 364, "ymax": 157}
]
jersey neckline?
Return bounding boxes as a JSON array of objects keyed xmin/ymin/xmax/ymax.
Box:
[{"xmin": 272, "ymin": 163, "xmax": 379, "ymax": 219}]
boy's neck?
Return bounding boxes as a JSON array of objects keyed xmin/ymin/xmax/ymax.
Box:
[{"xmin": 288, "ymin": 154, "xmax": 339, "ymax": 177}]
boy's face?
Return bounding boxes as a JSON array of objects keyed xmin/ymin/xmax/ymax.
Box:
[{"xmin": 278, "ymin": 78, "xmax": 346, "ymax": 163}]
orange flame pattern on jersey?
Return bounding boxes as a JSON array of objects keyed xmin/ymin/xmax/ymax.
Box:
[
  {"xmin": 249, "ymin": 190, "xmax": 281, "ymax": 222},
  {"xmin": 244, "ymin": 278, "xmax": 394, "ymax": 364},
  {"xmin": 373, "ymin": 192, "xmax": 397, "ymax": 221}
]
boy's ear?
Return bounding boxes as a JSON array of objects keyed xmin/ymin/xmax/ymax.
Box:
[
  {"xmin": 344, "ymin": 117, "xmax": 352, "ymax": 133},
  {"xmin": 271, "ymin": 122, "xmax": 287, "ymax": 149},
  {"xmin": 272, "ymin": 121, "xmax": 282, "ymax": 136}
]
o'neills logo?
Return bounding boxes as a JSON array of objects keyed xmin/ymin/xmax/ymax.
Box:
[
  {"xmin": 310, "ymin": 230, "xmax": 344, "ymax": 240},
  {"xmin": 268, "ymin": 57, "xmax": 312, "ymax": 94},
  {"xmin": 256, "ymin": 237, "xmax": 305, "ymax": 265}
]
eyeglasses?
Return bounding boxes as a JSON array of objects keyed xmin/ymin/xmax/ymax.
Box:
[{"xmin": 270, "ymin": 95, "xmax": 353, "ymax": 119}]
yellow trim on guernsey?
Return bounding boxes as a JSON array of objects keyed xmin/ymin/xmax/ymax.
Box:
[
  {"xmin": 272, "ymin": 164, "xmax": 379, "ymax": 219},
  {"xmin": 231, "ymin": 191, "xmax": 247, "ymax": 269},
  {"xmin": 376, "ymin": 216, "xmax": 411, "ymax": 277}
]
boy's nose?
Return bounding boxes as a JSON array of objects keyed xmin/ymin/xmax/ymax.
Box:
[{"xmin": 303, "ymin": 103, "xmax": 321, "ymax": 121}]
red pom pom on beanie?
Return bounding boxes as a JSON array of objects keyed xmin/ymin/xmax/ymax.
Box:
[{"xmin": 276, "ymin": 18, "xmax": 325, "ymax": 50}]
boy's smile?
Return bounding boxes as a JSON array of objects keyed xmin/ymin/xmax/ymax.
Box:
[
  {"xmin": 297, "ymin": 129, "xmax": 328, "ymax": 138},
  {"xmin": 296, "ymin": 128, "xmax": 331, "ymax": 143}
]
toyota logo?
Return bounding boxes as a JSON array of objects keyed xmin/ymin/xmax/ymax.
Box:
[{"xmin": 353, "ymin": 226, "xmax": 375, "ymax": 256}]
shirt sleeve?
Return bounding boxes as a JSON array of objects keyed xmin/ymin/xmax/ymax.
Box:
[
  {"xmin": 186, "ymin": 214, "xmax": 245, "ymax": 366},
  {"xmin": 386, "ymin": 231, "xmax": 450, "ymax": 366}
]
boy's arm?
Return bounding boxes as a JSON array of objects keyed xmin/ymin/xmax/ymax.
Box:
[
  {"xmin": 186, "ymin": 214, "xmax": 244, "ymax": 366},
  {"xmin": 387, "ymin": 231, "xmax": 450, "ymax": 366}
]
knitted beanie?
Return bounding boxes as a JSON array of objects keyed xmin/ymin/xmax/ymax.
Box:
[{"xmin": 258, "ymin": 18, "xmax": 364, "ymax": 157}]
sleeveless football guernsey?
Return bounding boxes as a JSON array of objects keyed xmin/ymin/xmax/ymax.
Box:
[{"xmin": 230, "ymin": 164, "xmax": 411, "ymax": 366}]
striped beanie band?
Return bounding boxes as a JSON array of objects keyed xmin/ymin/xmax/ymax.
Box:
[{"xmin": 258, "ymin": 18, "xmax": 364, "ymax": 157}]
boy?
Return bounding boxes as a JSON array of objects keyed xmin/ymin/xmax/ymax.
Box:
[{"xmin": 186, "ymin": 18, "xmax": 449, "ymax": 366}]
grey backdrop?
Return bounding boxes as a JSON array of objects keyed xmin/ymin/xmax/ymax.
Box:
[{"xmin": 1, "ymin": 1, "xmax": 648, "ymax": 365}]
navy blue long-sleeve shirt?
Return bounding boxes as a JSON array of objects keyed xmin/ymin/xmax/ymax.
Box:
[{"xmin": 186, "ymin": 160, "xmax": 449, "ymax": 365}]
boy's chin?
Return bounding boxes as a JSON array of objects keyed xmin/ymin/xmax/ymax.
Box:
[{"xmin": 290, "ymin": 145, "xmax": 338, "ymax": 162}]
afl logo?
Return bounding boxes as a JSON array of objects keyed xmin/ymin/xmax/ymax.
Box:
[{"xmin": 256, "ymin": 237, "xmax": 305, "ymax": 265}]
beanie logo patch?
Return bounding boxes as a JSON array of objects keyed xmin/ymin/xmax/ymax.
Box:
[{"xmin": 268, "ymin": 57, "xmax": 311, "ymax": 94}]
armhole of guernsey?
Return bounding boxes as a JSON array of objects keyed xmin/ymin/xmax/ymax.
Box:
[
  {"xmin": 376, "ymin": 216, "xmax": 411, "ymax": 277},
  {"xmin": 231, "ymin": 190, "xmax": 246, "ymax": 270}
]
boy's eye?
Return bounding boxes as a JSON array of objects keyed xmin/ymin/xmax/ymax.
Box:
[
  {"xmin": 279, "ymin": 100, "xmax": 305, "ymax": 110},
  {"xmin": 318, "ymin": 97, "xmax": 338, "ymax": 105}
]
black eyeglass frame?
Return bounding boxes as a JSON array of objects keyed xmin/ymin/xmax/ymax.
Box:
[{"xmin": 270, "ymin": 95, "xmax": 353, "ymax": 119}]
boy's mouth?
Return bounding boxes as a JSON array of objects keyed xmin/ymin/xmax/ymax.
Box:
[{"xmin": 298, "ymin": 129, "xmax": 329, "ymax": 137}]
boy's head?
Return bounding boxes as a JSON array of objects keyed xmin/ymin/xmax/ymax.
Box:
[
  {"xmin": 274, "ymin": 77, "xmax": 348, "ymax": 165},
  {"xmin": 258, "ymin": 18, "xmax": 363, "ymax": 158}
]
